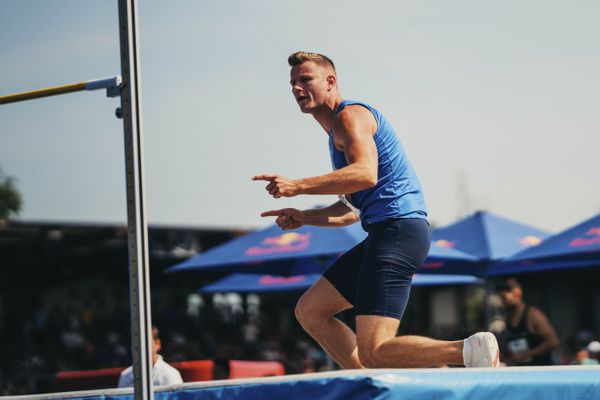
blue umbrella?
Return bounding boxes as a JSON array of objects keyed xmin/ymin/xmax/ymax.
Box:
[
  {"xmin": 419, "ymin": 244, "xmax": 482, "ymax": 276},
  {"xmin": 200, "ymin": 273, "xmax": 321, "ymax": 293},
  {"xmin": 167, "ymin": 223, "xmax": 366, "ymax": 274},
  {"xmin": 432, "ymin": 211, "xmax": 550, "ymax": 261},
  {"xmin": 167, "ymin": 222, "xmax": 478, "ymax": 275},
  {"xmin": 489, "ymin": 213, "xmax": 600, "ymax": 276},
  {"xmin": 413, "ymin": 274, "xmax": 483, "ymax": 286},
  {"xmin": 199, "ymin": 273, "xmax": 483, "ymax": 294}
]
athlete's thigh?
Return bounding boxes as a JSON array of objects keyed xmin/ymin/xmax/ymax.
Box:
[
  {"xmin": 355, "ymin": 218, "xmax": 430, "ymax": 320},
  {"xmin": 297, "ymin": 277, "xmax": 353, "ymax": 316},
  {"xmin": 321, "ymin": 239, "xmax": 366, "ymax": 307}
]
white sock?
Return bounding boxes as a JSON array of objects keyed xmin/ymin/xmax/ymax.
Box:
[{"xmin": 462, "ymin": 337, "xmax": 472, "ymax": 367}]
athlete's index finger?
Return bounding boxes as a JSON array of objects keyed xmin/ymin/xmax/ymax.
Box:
[
  {"xmin": 261, "ymin": 210, "xmax": 285, "ymax": 217},
  {"xmin": 252, "ymin": 174, "xmax": 277, "ymax": 182}
]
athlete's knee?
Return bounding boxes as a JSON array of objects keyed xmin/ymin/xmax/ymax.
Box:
[
  {"xmin": 294, "ymin": 295, "xmax": 323, "ymax": 329},
  {"xmin": 296, "ymin": 279, "xmax": 351, "ymax": 331},
  {"xmin": 357, "ymin": 345, "xmax": 380, "ymax": 368}
]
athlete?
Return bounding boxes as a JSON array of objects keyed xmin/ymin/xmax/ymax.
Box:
[{"xmin": 253, "ymin": 51, "xmax": 499, "ymax": 368}]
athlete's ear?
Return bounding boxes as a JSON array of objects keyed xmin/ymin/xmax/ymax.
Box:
[{"xmin": 326, "ymin": 74, "xmax": 336, "ymax": 90}]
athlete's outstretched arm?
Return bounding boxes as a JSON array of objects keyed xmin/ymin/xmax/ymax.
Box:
[
  {"xmin": 261, "ymin": 201, "xmax": 359, "ymax": 230},
  {"xmin": 253, "ymin": 106, "xmax": 378, "ymax": 198}
]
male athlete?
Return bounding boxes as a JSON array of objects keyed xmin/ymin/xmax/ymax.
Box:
[{"xmin": 253, "ymin": 51, "xmax": 499, "ymax": 368}]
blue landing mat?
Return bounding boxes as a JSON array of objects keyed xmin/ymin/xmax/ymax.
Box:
[{"xmin": 5, "ymin": 366, "xmax": 600, "ymax": 400}]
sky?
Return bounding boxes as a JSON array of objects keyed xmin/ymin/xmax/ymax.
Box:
[{"xmin": 0, "ymin": 0, "xmax": 598, "ymax": 233}]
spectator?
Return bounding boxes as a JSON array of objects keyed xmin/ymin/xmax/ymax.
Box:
[
  {"xmin": 584, "ymin": 341, "xmax": 600, "ymax": 364},
  {"xmin": 117, "ymin": 326, "xmax": 183, "ymax": 387},
  {"xmin": 496, "ymin": 278, "xmax": 559, "ymax": 366},
  {"xmin": 571, "ymin": 347, "xmax": 598, "ymax": 365}
]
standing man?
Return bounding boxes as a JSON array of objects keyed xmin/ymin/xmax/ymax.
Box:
[
  {"xmin": 118, "ymin": 326, "xmax": 183, "ymax": 387},
  {"xmin": 253, "ymin": 51, "xmax": 499, "ymax": 368},
  {"xmin": 496, "ymin": 278, "xmax": 559, "ymax": 366}
]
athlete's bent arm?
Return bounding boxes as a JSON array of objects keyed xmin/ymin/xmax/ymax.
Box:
[
  {"xmin": 303, "ymin": 201, "xmax": 359, "ymax": 227},
  {"xmin": 301, "ymin": 107, "xmax": 378, "ymax": 195},
  {"xmin": 261, "ymin": 201, "xmax": 358, "ymax": 230}
]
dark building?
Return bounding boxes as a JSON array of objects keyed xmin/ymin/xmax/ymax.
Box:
[{"xmin": 0, "ymin": 219, "xmax": 243, "ymax": 395}]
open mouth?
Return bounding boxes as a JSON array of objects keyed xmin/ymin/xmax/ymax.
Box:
[{"xmin": 297, "ymin": 96, "xmax": 309, "ymax": 104}]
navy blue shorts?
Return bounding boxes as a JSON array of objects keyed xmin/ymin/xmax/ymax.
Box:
[{"xmin": 323, "ymin": 218, "xmax": 431, "ymax": 320}]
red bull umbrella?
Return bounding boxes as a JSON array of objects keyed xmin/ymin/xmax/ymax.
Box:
[
  {"xmin": 199, "ymin": 273, "xmax": 483, "ymax": 293},
  {"xmin": 489, "ymin": 212, "xmax": 600, "ymax": 276},
  {"xmin": 167, "ymin": 222, "xmax": 478, "ymax": 275},
  {"xmin": 432, "ymin": 211, "xmax": 550, "ymax": 262}
]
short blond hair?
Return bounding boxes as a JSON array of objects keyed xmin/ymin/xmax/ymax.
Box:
[{"xmin": 288, "ymin": 51, "xmax": 336, "ymax": 71}]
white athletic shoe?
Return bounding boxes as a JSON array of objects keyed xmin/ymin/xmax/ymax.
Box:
[{"xmin": 463, "ymin": 332, "xmax": 500, "ymax": 368}]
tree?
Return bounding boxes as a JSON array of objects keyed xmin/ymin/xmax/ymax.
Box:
[{"xmin": 0, "ymin": 168, "xmax": 22, "ymax": 219}]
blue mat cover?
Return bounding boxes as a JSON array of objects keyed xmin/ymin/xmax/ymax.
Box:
[{"xmin": 9, "ymin": 366, "xmax": 600, "ymax": 400}]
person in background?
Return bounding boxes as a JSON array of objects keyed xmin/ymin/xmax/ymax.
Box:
[
  {"xmin": 496, "ymin": 278, "xmax": 559, "ymax": 366},
  {"xmin": 572, "ymin": 348, "xmax": 598, "ymax": 365},
  {"xmin": 118, "ymin": 326, "xmax": 183, "ymax": 387},
  {"xmin": 587, "ymin": 341, "xmax": 600, "ymax": 362},
  {"xmin": 573, "ymin": 341, "xmax": 600, "ymax": 365}
]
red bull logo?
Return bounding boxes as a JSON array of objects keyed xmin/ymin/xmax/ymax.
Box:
[
  {"xmin": 421, "ymin": 262, "xmax": 445, "ymax": 269},
  {"xmin": 587, "ymin": 227, "xmax": 600, "ymax": 236},
  {"xmin": 259, "ymin": 275, "xmax": 306, "ymax": 285},
  {"xmin": 245, "ymin": 232, "xmax": 311, "ymax": 256},
  {"xmin": 519, "ymin": 235, "xmax": 542, "ymax": 247},
  {"xmin": 569, "ymin": 226, "xmax": 600, "ymax": 248},
  {"xmin": 435, "ymin": 239, "xmax": 456, "ymax": 249}
]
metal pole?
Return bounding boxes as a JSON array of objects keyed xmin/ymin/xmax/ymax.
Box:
[
  {"xmin": 0, "ymin": 76, "xmax": 121, "ymax": 105},
  {"xmin": 117, "ymin": 0, "xmax": 153, "ymax": 399}
]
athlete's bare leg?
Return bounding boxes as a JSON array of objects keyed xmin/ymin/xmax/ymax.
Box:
[
  {"xmin": 355, "ymin": 315, "xmax": 463, "ymax": 368},
  {"xmin": 295, "ymin": 278, "xmax": 364, "ymax": 369}
]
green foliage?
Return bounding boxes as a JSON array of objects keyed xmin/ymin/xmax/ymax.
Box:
[{"xmin": 0, "ymin": 168, "xmax": 22, "ymax": 219}]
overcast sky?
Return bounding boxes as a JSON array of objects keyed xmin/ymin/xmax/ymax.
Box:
[{"xmin": 1, "ymin": 0, "xmax": 598, "ymax": 233}]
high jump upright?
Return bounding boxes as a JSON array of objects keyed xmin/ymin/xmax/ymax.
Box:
[
  {"xmin": 117, "ymin": 0, "xmax": 154, "ymax": 399},
  {"xmin": 0, "ymin": 0, "xmax": 154, "ymax": 398}
]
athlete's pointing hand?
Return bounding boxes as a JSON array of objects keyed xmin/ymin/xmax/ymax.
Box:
[
  {"xmin": 260, "ymin": 208, "xmax": 304, "ymax": 230},
  {"xmin": 252, "ymin": 174, "xmax": 301, "ymax": 198}
]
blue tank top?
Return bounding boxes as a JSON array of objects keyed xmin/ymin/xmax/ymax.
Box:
[{"xmin": 329, "ymin": 100, "xmax": 427, "ymax": 225}]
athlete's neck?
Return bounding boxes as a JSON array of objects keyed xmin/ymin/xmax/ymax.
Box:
[{"xmin": 311, "ymin": 95, "xmax": 344, "ymax": 133}]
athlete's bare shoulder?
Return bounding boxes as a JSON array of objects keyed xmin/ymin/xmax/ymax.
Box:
[
  {"xmin": 330, "ymin": 105, "xmax": 378, "ymax": 153},
  {"xmin": 332, "ymin": 105, "xmax": 377, "ymax": 146},
  {"xmin": 334, "ymin": 105, "xmax": 375, "ymax": 128}
]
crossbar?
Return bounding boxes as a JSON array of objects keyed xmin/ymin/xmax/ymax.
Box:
[{"xmin": 0, "ymin": 76, "xmax": 122, "ymax": 105}]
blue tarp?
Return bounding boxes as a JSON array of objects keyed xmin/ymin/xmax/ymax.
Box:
[
  {"xmin": 432, "ymin": 211, "xmax": 550, "ymax": 261},
  {"xmin": 167, "ymin": 222, "xmax": 478, "ymax": 275},
  {"xmin": 199, "ymin": 273, "xmax": 483, "ymax": 293},
  {"xmin": 489, "ymin": 213, "xmax": 600, "ymax": 276},
  {"xmin": 30, "ymin": 366, "xmax": 600, "ymax": 400}
]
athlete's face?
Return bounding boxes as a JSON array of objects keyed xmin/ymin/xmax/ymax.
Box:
[{"xmin": 290, "ymin": 61, "xmax": 334, "ymax": 113}]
